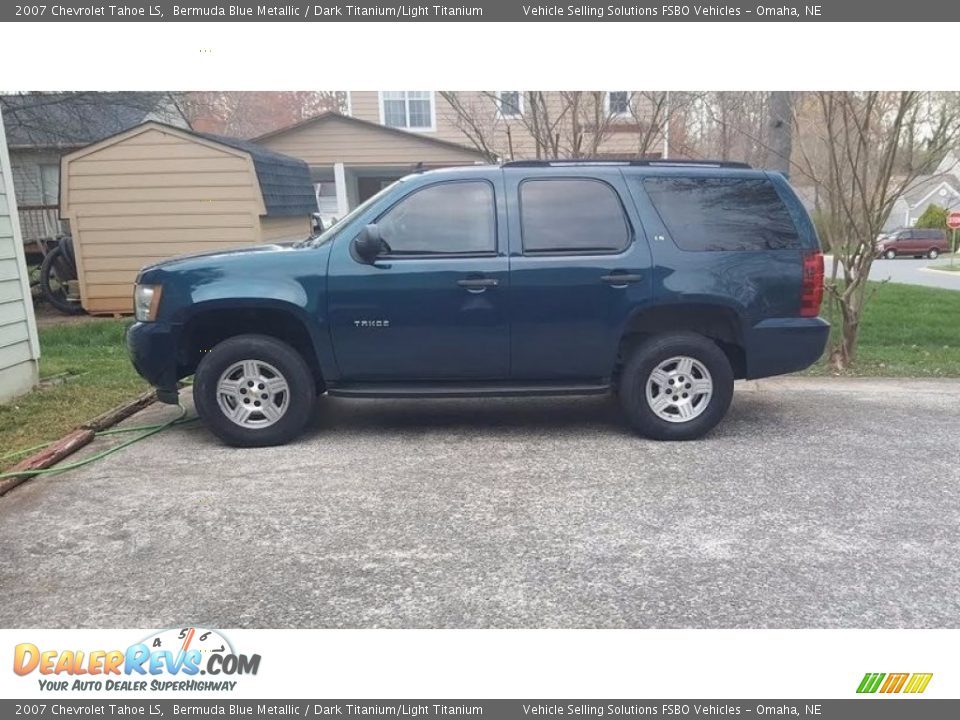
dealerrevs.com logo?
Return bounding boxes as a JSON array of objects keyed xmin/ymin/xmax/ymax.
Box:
[{"xmin": 13, "ymin": 627, "xmax": 260, "ymax": 692}]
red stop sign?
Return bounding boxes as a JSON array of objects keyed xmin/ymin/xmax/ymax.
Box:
[{"xmin": 948, "ymin": 212, "xmax": 960, "ymax": 230}]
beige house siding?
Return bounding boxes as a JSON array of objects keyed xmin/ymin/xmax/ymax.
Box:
[
  {"xmin": 257, "ymin": 114, "xmax": 483, "ymax": 167},
  {"xmin": 0, "ymin": 111, "xmax": 40, "ymax": 403},
  {"xmin": 348, "ymin": 92, "xmax": 383, "ymax": 127},
  {"xmin": 261, "ymin": 215, "xmax": 312, "ymax": 243},
  {"xmin": 61, "ymin": 124, "xmax": 267, "ymax": 315},
  {"xmin": 348, "ymin": 91, "xmax": 665, "ymax": 161}
]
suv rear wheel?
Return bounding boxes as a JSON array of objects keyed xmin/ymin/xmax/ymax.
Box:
[
  {"xmin": 928, "ymin": 248, "xmax": 940, "ymax": 260},
  {"xmin": 618, "ymin": 332, "xmax": 734, "ymax": 441},
  {"xmin": 194, "ymin": 334, "xmax": 315, "ymax": 447}
]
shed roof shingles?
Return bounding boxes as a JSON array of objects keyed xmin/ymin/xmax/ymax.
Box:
[{"xmin": 201, "ymin": 132, "xmax": 316, "ymax": 217}]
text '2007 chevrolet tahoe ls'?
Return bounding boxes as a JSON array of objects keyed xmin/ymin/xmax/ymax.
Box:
[{"xmin": 127, "ymin": 159, "xmax": 829, "ymax": 447}]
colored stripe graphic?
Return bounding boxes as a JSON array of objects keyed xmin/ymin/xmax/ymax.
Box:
[
  {"xmin": 857, "ymin": 673, "xmax": 885, "ymax": 693},
  {"xmin": 903, "ymin": 673, "xmax": 933, "ymax": 694},
  {"xmin": 857, "ymin": 672, "xmax": 932, "ymax": 694},
  {"xmin": 880, "ymin": 673, "xmax": 909, "ymax": 693}
]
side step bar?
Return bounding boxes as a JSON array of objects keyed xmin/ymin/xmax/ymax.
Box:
[{"xmin": 327, "ymin": 382, "xmax": 611, "ymax": 399}]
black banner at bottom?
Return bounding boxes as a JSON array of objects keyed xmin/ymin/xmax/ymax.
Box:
[{"xmin": 1, "ymin": 700, "xmax": 956, "ymax": 719}]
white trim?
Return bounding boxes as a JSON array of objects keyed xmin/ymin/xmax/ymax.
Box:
[
  {"xmin": 344, "ymin": 91, "xmax": 353, "ymax": 116},
  {"xmin": 334, "ymin": 163, "xmax": 349, "ymax": 217},
  {"xmin": 604, "ymin": 91, "xmax": 632, "ymax": 118},
  {"xmin": 377, "ymin": 91, "xmax": 436, "ymax": 132},
  {"xmin": 495, "ymin": 91, "xmax": 524, "ymax": 119},
  {"xmin": 0, "ymin": 109, "xmax": 41, "ymax": 361},
  {"xmin": 909, "ymin": 180, "xmax": 960, "ymax": 211}
]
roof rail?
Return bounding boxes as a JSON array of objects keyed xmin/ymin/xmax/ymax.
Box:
[{"xmin": 501, "ymin": 158, "xmax": 752, "ymax": 169}]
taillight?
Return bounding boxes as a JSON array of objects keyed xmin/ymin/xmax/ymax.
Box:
[{"xmin": 800, "ymin": 250, "xmax": 824, "ymax": 317}]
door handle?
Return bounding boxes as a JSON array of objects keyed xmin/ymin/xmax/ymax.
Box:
[
  {"xmin": 457, "ymin": 278, "xmax": 499, "ymax": 292},
  {"xmin": 601, "ymin": 273, "xmax": 643, "ymax": 286}
]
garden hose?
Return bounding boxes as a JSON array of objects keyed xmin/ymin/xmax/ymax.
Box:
[{"xmin": 0, "ymin": 405, "xmax": 198, "ymax": 480}]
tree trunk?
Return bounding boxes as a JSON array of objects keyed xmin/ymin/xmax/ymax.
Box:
[{"xmin": 764, "ymin": 91, "xmax": 793, "ymax": 175}]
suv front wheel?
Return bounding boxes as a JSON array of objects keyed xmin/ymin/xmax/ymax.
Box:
[
  {"xmin": 194, "ymin": 334, "xmax": 315, "ymax": 447},
  {"xmin": 619, "ymin": 333, "xmax": 734, "ymax": 441}
]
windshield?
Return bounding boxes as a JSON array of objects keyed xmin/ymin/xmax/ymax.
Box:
[{"xmin": 304, "ymin": 177, "xmax": 407, "ymax": 247}]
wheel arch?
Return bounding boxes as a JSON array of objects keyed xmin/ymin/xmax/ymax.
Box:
[
  {"xmin": 615, "ymin": 302, "xmax": 747, "ymax": 379},
  {"xmin": 177, "ymin": 300, "xmax": 331, "ymax": 390}
]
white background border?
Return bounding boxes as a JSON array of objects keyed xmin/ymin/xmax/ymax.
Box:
[
  {"xmin": 1, "ymin": 22, "xmax": 956, "ymax": 91},
  {"xmin": 1, "ymin": 18, "xmax": 958, "ymax": 702}
]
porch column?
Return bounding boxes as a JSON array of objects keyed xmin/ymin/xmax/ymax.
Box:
[{"xmin": 334, "ymin": 162, "xmax": 349, "ymax": 217}]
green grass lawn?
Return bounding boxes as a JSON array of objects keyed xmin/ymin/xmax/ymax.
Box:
[
  {"xmin": 1, "ymin": 280, "xmax": 958, "ymax": 464},
  {"xmin": 0, "ymin": 319, "xmax": 146, "ymax": 466},
  {"xmin": 807, "ymin": 281, "xmax": 960, "ymax": 376},
  {"xmin": 929, "ymin": 263, "xmax": 960, "ymax": 272}
]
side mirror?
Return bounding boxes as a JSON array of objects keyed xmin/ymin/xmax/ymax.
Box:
[{"xmin": 353, "ymin": 224, "xmax": 385, "ymax": 264}]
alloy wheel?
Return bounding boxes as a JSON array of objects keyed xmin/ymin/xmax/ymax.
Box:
[
  {"xmin": 216, "ymin": 360, "xmax": 290, "ymax": 428},
  {"xmin": 645, "ymin": 356, "xmax": 714, "ymax": 423}
]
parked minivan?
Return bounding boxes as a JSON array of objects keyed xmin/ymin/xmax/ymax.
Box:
[
  {"xmin": 127, "ymin": 159, "xmax": 829, "ymax": 446},
  {"xmin": 876, "ymin": 228, "xmax": 949, "ymax": 259}
]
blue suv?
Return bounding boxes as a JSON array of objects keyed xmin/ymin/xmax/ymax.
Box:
[{"xmin": 127, "ymin": 160, "xmax": 828, "ymax": 446}]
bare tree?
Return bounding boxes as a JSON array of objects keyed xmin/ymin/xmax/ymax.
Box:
[
  {"xmin": 627, "ymin": 92, "xmax": 671, "ymax": 158},
  {"xmin": 438, "ymin": 91, "xmax": 675, "ymax": 161},
  {"xmin": 178, "ymin": 91, "xmax": 344, "ymax": 137},
  {"xmin": 0, "ymin": 91, "xmax": 185, "ymax": 147},
  {"xmin": 764, "ymin": 91, "xmax": 793, "ymax": 174},
  {"xmin": 436, "ymin": 92, "xmax": 500, "ymax": 161},
  {"xmin": 794, "ymin": 91, "xmax": 960, "ymax": 368}
]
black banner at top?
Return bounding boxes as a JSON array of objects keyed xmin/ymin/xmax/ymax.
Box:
[{"xmin": 2, "ymin": 0, "xmax": 956, "ymax": 22}]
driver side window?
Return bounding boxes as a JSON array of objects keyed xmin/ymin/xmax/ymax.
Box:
[{"xmin": 378, "ymin": 181, "xmax": 496, "ymax": 255}]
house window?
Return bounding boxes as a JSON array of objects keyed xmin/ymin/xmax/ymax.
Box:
[
  {"xmin": 606, "ymin": 91, "xmax": 631, "ymax": 117},
  {"xmin": 497, "ymin": 91, "xmax": 523, "ymax": 118},
  {"xmin": 39, "ymin": 164, "xmax": 60, "ymax": 205},
  {"xmin": 380, "ymin": 91, "xmax": 435, "ymax": 131}
]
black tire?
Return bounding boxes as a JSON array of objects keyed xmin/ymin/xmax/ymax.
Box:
[
  {"xmin": 885, "ymin": 249, "xmax": 897, "ymax": 260},
  {"xmin": 60, "ymin": 235, "xmax": 77, "ymax": 266},
  {"xmin": 618, "ymin": 332, "xmax": 734, "ymax": 441},
  {"xmin": 193, "ymin": 334, "xmax": 315, "ymax": 447},
  {"xmin": 928, "ymin": 248, "xmax": 940, "ymax": 260},
  {"xmin": 39, "ymin": 244, "xmax": 84, "ymax": 315}
]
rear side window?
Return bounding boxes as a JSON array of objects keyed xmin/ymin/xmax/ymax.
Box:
[
  {"xmin": 377, "ymin": 180, "xmax": 496, "ymax": 255},
  {"xmin": 520, "ymin": 178, "xmax": 631, "ymax": 253},
  {"xmin": 642, "ymin": 176, "xmax": 800, "ymax": 251}
]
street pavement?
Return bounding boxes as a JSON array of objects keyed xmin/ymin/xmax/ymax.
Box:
[
  {"xmin": 0, "ymin": 377, "xmax": 958, "ymax": 628},
  {"xmin": 854, "ymin": 255, "xmax": 960, "ymax": 290}
]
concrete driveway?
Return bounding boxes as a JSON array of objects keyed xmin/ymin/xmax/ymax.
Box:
[{"xmin": 1, "ymin": 377, "xmax": 958, "ymax": 629}]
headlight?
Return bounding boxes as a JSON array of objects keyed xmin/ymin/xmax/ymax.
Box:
[{"xmin": 133, "ymin": 284, "xmax": 163, "ymax": 322}]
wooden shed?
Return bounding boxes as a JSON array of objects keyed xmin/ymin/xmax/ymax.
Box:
[{"xmin": 60, "ymin": 122, "xmax": 316, "ymax": 314}]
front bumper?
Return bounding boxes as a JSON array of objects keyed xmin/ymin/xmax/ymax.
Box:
[
  {"xmin": 126, "ymin": 321, "xmax": 182, "ymax": 404},
  {"xmin": 744, "ymin": 317, "xmax": 830, "ymax": 379}
]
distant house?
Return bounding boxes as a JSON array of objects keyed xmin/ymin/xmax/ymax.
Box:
[
  {"xmin": 0, "ymin": 109, "xmax": 40, "ymax": 403},
  {"xmin": 789, "ymin": 151, "xmax": 960, "ymax": 234},
  {"xmin": 255, "ymin": 91, "xmax": 669, "ymax": 223},
  {"xmin": 0, "ymin": 92, "xmax": 188, "ymax": 245},
  {"xmin": 343, "ymin": 91, "xmax": 667, "ymax": 162},
  {"xmin": 254, "ymin": 111, "xmax": 487, "ymax": 222},
  {"xmin": 884, "ymin": 152, "xmax": 960, "ymax": 232}
]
